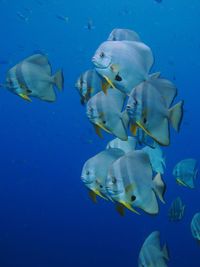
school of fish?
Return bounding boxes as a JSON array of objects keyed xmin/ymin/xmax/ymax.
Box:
[{"xmin": 1, "ymin": 27, "xmax": 199, "ymax": 266}]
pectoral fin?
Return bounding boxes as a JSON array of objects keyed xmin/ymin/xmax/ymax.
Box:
[
  {"xmin": 119, "ymin": 200, "xmax": 140, "ymax": 215},
  {"xmin": 102, "ymin": 75, "xmax": 115, "ymax": 89},
  {"xmin": 19, "ymin": 93, "xmax": 32, "ymax": 102},
  {"xmin": 93, "ymin": 124, "xmax": 103, "ymax": 138},
  {"xmin": 130, "ymin": 124, "xmax": 138, "ymax": 136}
]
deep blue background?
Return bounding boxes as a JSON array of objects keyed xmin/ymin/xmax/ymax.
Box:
[{"xmin": 0, "ymin": 0, "xmax": 199, "ymax": 266}]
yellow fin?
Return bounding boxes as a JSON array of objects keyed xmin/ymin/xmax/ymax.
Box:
[
  {"xmin": 176, "ymin": 178, "xmax": 187, "ymax": 187},
  {"xmin": 101, "ymin": 81, "xmax": 110, "ymax": 94},
  {"xmin": 130, "ymin": 124, "xmax": 138, "ymax": 136},
  {"xmin": 93, "ymin": 124, "xmax": 103, "ymax": 138},
  {"xmin": 19, "ymin": 93, "xmax": 32, "ymax": 102},
  {"xmin": 116, "ymin": 203, "xmax": 125, "ymax": 216},
  {"xmin": 102, "ymin": 75, "xmax": 115, "ymax": 89},
  {"xmin": 93, "ymin": 189, "xmax": 108, "ymax": 200},
  {"xmin": 119, "ymin": 200, "xmax": 140, "ymax": 215},
  {"xmin": 88, "ymin": 190, "xmax": 97, "ymax": 203}
]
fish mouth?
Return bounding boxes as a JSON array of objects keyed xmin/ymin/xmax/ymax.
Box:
[
  {"xmin": 92, "ymin": 57, "xmax": 111, "ymax": 69},
  {"xmin": 81, "ymin": 177, "xmax": 93, "ymax": 185}
]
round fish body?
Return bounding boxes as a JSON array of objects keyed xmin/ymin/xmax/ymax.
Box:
[{"xmin": 92, "ymin": 41, "xmax": 154, "ymax": 95}]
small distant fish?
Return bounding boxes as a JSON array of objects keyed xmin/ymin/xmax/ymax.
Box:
[
  {"xmin": 138, "ymin": 231, "xmax": 169, "ymax": 267},
  {"xmin": 106, "ymin": 150, "xmax": 166, "ymax": 215},
  {"xmin": 85, "ymin": 19, "xmax": 95, "ymax": 30},
  {"xmin": 17, "ymin": 12, "xmax": 29, "ymax": 22},
  {"xmin": 191, "ymin": 213, "xmax": 200, "ymax": 243},
  {"xmin": 107, "ymin": 28, "xmax": 141, "ymax": 42},
  {"xmin": 106, "ymin": 136, "xmax": 137, "ymax": 154},
  {"xmin": 75, "ymin": 69, "xmax": 104, "ymax": 105},
  {"xmin": 87, "ymin": 88, "xmax": 129, "ymax": 140},
  {"xmin": 56, "ymin": 14, "xmax": 69, "ymax": 23},
  {"xmin": 5, "ymin": 54, "xmax": 64, "ymax": 102},
  {"xmin": 81, "ymin": 148, "xmax": 124, "ymax": 202},
  {"xmin": 168, "ymin": 197, "xmax": 185, "ymax": 222},
  {"xmin": 173, "ymin": 158, "xmax": 198, "ymax": 188},
  {"xmin": 142, "ymin": 143, "xmax": 166, "ymax": 174}
]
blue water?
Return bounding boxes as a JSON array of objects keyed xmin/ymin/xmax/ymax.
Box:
[{"xmin": 0, "ymin": 0, "xmax": 199, "ymax": 266}]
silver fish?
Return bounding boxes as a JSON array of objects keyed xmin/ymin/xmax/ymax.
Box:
[
  {"xmin": 138, "ymin": 231, "xmax": 169, "ymax": 267},
  {"xmin": 168, "ymin": 197, "xmax": 185, "ymax": 222},
  {"xmin": 5, "ymin": 54, "xmax": 64, "ymax": 102},
  {"xmin": 86, "ymin": 88, "xmax": 129, "ymax": 140},
  {"xmin": 106, "ymin": 150, "xmax": 166, "ymax": 215},
  {"xmin": 127, "ymin": 75, "xmax": 183, "ymax": 146},
  {"xmin": 106, "ymin": 136, "xmax": 137, "ymax": 154},
  {"xmin": 173, "ymin": 158, "xmax": 198, "ymax": 188},
  {"xmin": 142, "ymin": 143, "xmax": 166, "ymax": 174},
  {"xmin": 81, "ymin": 148, "xmax": 124, "ymax": 201},
  {"xmin": 75, "ymin": 69, "xmax": 105, "ymax": 104},
  {"xmin": 107, "ymin": 28, "xmax": 141, "ymax": 42},
  {"xmin": 191, "ymin": 213, "xmax": 200, "ymax": 242},
  {"xmin": 92, "ymin": 40, "xmax": 153, "ymax": 95}
]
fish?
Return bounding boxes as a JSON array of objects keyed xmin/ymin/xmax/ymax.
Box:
[
  {"xmin": 85, "ymin": 19, "xmax": 95, "ymax": 30},
  {"xmin": 136, "ymin": 127, "xmax": 157, "ymax": 148},
  {"xmin": 56, "ymin": 14, "xmax": 69, "ymax": 23},
  {"xmin": 5, "ymin": 54, "xmax": 64, "ymax": 102},
  {"xmin": 138, "ymin": 231, "xmax": 169, "ymax": 267},
  {"xmin": 17, "ymin": 12, "xmax": 28, "ymax": 22},
  {"xmin": 75, "ymin": 69, "xmax": 105, "ymax": 104},
  {"xmin": 168, "ymin": 197, "xmax": 185, "ymax": 222},
  {"xmin": 191, "ymin": 213, "xmax": 200, "ymax": 242},
  {"xmin": 92, "ymin": 40, "xmax": 154, "ymax": 95},
  {"xmin": 106, "ymin": 150, "xmax": 166, "ymax": 215},
  {"xmin": 106, "ymin": 136, "xmax": 137, "ymax": 154},
  {"xmin": 173, "ymin": 158, "xmax": 198, "ymax": 188},
  {"xmin": 107, "ymin": 28, "xmax": 141, "ymax": 42},
  {"xmin": 86, "ymin": 88, "xmax": 129, "ymax": 140},
  {"xmin": 142, "ymin": 143, "xmax": 166, "ymax": 174},
  {"xmin": 81, "ymin": 148, "xmax": 124, "ymax": 202},
  {"xmin": 127, "ymin": 74, "xmax": 184, "ymax": 146}
]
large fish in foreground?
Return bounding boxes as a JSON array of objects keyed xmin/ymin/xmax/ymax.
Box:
[
  {"xmin": 107, "ymin": 28, "xmax": 141, "ymax": 42},
  {"xmin": 173, "ymin": 158, "xmax": 198, "ymax": 188},
  {"xmin": 127, "ymin": 75, "xmax": 184, "ymax": 146},
  {"xmin": 92, "ymin": 40, "xmax": 154, "ymax": 95},
  {"xmin": 138, "ymin": 231, "xmax": 169, "ymax": 267},
  {"xmin": 191, "ymin": 213, "xmax": 200, "ymax": 243},
  {"xmin": 5, "ymin": 54, "xmax": 64, "ymax": 102},
  {"xmin": 106, "ymin": 150, "xmax": 166, "ymax": 215},
  {"xmin": 87, "ymin": 88, "xmax": 129, "ymax": 140},
  {"xmin": 168, "ymin": 197, "xmax": 185, "ymax": 222},
  {"xmin": 81, "ymin": 148, "xmax": 124, "ymax": 202}
]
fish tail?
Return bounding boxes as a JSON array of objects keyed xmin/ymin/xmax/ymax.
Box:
[
  {"xmin": 169, "ymin": 100, "xmax": 184, "ymax": 131},
  {"xmin": 53, "ymin": 69, "xmax": 64, "ymax": 91},
  {"xmin": 152, "ymin": 173, "xmax": 166, "ymax": 203},
  {"xmin": 162, "ymin": 244, "xmax": 170, "ymax": 261}
]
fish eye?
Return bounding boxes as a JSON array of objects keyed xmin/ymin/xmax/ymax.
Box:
[
  {"xmin": 100, "ymin": 52, "xmax": 105, "ymax": 58},
  {"xmin": 103, "ymin": 120, "xmax": 106, "ymax": 124},
  {"xmin": 86, "ymin": 170, "xmax": 90, "ymax": 175},
  {"xmin": 99, "ymin": 184, "xmax": 103, "ymax": 188}
]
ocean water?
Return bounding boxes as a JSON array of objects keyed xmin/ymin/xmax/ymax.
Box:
[{"xmin": 0, "ymin": 0, "xmax": 199, "ymax": 266}]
